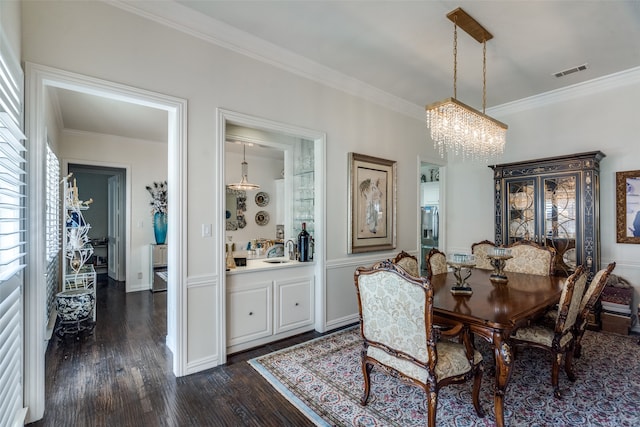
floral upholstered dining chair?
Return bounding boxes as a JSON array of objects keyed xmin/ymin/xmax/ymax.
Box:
[
  {"xmin": 503, "ymin": 240, "xmax": 556, "ymax": 276},
  {"xmin": 354, "ymin": 261, "xmax": 485, "ymax": 426},
  {"xmin": 538, "ymin": 262, "xmax": 616, "ymax": 357},
  {"xmin": 425, "ymin": 248, "xmax": 447, "ymax": 279},
  {"xmin": 573, "ymin": 262, "xmax": 616, "ymax": 357},
  {"xmin": 510, "ymin": 265, "xmax": 588, "ymax": 398},
  {"xmin": 471, "ymin": 240, "xmax": 497, "ymax": 270},
  {"xmin": 391, "ymin": 250, "xmax": 420, "ymax": 277}
]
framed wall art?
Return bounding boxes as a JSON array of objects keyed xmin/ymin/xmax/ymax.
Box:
[
  {"xmin": 348, "ymin": 152, "xmax": 397, "ymax": 253},
  {"xmin": 616, "ymin": 170, "xmax": 640, "ymax": 243}
]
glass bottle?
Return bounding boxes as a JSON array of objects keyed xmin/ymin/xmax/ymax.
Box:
[{"xmin": 297, "ymin": 222, "xmax": 310, "ymax": 262}]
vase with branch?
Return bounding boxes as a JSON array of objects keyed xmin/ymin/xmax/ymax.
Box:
[{"xmin": 146, "ymin": 181, "xmax": 168, "ymax": 244}]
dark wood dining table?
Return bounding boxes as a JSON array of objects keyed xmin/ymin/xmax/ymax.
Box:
[{"xmin": 430, "ymin": 268, "xmax": 565, "ymax": 427}]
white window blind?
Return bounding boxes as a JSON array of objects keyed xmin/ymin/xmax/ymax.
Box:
[
  {"xmin": 0, "ymin": 279, "xmax": 22, "ymax": 427},
  {"xmin": 45, "ymin": 144, "xmax": 60, "ymax": 322},
  {"xmin": 0, "ymin": 31, "xmax": 27, "ymax": 427},
  {"xmin": 0, "ymin": 111, "xmax": 26, "ymax": 282},
  {"xmin": 46, "ymin": 144, "xmax": 60, "ymax": 262}
]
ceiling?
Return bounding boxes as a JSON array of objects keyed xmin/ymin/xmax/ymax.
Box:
[{"xmin": 51, "ymin": 0, "xmax": 640, "ymax": 143}]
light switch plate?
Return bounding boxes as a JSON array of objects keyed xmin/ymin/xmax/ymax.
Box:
[{"xmin": 202, "ymin": 223, "xmax": 212, "ymax": 237}]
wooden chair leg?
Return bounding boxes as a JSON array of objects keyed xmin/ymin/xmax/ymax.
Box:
[
  {"xmin": 573, "ymin": 330, "xmax": 585, "ymax": 358},
  {"xmin": 565, "ymin": 347, "xmax": 576, "ymax": 382},
  {"xmin": 552, "ymin": 353, "xmax": 562, "ymax": 399},
  {"xmin": 427, "ymin": 391, "xmax": 438, "ymax": 427},
  {"xmin": 360, "ymin": 361, "xmax": 373, "ymax": 405},
  {"xmin": 472, "ymin": 366, "xmax": 485, "ymax": 417}
]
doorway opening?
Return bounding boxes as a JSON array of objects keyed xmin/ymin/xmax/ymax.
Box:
[
  {"xmin": 419, "ymin": 162, "xmax": 444, "ymax": 275},
  {"xmin": 25, "ymin": 63, "xmax": 188, "ymax": 421},
  {"xmin": 216, "ymin": 109, "xmax": 326, "ymax": 363},
  {"xmin": 67, "ymin": 164, "xmax": 127, "ymax": 283}
]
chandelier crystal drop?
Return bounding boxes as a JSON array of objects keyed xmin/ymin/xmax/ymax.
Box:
[
  {"xmin": 426, "ymin": 97, "xmax": 507, "ymax": 161},
  {"xmin": 425, "ymin": 7, "xmax": 507, "ymax": 163}
]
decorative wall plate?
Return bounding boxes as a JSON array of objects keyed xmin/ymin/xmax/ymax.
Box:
[
  {"xmin": 255, "ymin": 210, "xmax": 270, "ymax": 226},
  {"xmin": 255, "ymin": 191, "xmax": 270, "ymax": 207}
]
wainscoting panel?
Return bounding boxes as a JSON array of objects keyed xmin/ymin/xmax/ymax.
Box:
[
  {"xmin": 186, "ymin": 275, "xmax": 220, "ymax": 373},
  {"xmin": 324, "ymin": 252, "xmax": 416, "ymax": 330}
]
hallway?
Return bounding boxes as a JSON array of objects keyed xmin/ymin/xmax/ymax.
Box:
[{"xmin": 31, "ymin": 281, "xmax": 319, "ymax": 426}]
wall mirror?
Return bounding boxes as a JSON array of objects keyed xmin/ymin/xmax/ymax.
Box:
[{"xmin": 226, "ymin": 188, "xmax": 247, "ymax": 230}]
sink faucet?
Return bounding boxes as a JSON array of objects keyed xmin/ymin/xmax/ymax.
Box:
[{"xmin": 285, "ymin": 239, "xmax": 297, "ymax": 260}]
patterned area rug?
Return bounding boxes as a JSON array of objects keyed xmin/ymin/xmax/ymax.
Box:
[{"xmin": 249, "ymin": 326, "xmax": 640, "ymax": 426}]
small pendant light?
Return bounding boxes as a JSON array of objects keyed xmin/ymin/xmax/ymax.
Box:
[{"xmin": 227, "ymin": 143, "xmax": 260, "ymax": 191}]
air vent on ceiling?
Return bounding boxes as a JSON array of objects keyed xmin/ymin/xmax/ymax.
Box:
[{"xmin": 553, "ymin": 64, "xmax": 588, "ymax": 78}]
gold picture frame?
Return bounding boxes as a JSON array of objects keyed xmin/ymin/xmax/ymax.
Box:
[
  {"xmin": 616, "ymin": 170, "xmax": 640, "ymax": 243},
  {"xmin": 348, "ymin": 152, "xmax": 397, "ymax": 253}
]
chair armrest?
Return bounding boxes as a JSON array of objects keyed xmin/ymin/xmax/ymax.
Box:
[{"xmin": 437, "ymin": 322, "xmax": 464, "ymax": 338}]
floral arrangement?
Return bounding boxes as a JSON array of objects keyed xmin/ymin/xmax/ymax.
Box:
[{"xmin": 146, "ymin": 181, "xmax": 167, "ymax": 215}]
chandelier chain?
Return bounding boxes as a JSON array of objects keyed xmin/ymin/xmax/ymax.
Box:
[
  {"xmin": 483, "ymin": 40, "xmax": 487, "ymax": 114},
  {"xmin": 453, "ymin": 16, "xmax": 458, "ymax": 99}
]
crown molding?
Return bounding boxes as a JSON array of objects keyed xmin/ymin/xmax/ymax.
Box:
[
  {"xmin": 110, "ymin": 1, "xmax": 639, "ymax": 123},
  {"xmin": 110, "ymin": 1, "xmax": 423, "ymax": 119},
  {"xmin": 488, "ymin": 66, "xmax": 640, "ymax": 117}
]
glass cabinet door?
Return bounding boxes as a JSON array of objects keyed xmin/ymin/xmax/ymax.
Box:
[
  {"xmin": 506, "ymin": 179, "xmax": 536, "ymax": 244},
  {"xmin": 292, "ymin": 138, "xmax": 315, "ymax": 238},
  {"xmin": 543, "ymin": 175, "xmax": 578, "ymax": 275}
]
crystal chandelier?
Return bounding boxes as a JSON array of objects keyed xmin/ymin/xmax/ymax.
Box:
[
  {"xmin": 425, "ymin": 7, "xmax": 507, "ymax": 162},
  {"xmin": 227, "ymin": 143, "xmax": 260, "ymax": 191}
]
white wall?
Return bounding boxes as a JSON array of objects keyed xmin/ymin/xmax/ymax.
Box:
[{"xmin": 59, "ymin": 130, "xmax": 168, "ymax": 291}]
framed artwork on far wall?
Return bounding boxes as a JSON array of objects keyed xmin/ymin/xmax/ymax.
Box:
[
  {"xmin": 348, "ymin": 152, "xmax": 397, "ymax": 253},
  {"xmin": 616, "ymin": 170, "xmax": 640, "ymax": 244}
]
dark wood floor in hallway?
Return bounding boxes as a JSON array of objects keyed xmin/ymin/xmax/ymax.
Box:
[{"xmin": 29, "ymin": 279, "xmax": 324, "ymax": 427}]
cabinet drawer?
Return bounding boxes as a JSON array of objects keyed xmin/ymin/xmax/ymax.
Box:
[
  {"xmin": 227, "ymin": 282, "xmax": 272, "ymax": 345},
  {"xmin": 275, "ymin": 277, "xmax": 314, "ymax": 333}
]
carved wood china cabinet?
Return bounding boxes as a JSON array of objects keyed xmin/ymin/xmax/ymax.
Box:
[{"xmin": 490, "ymin": 151, "xmax": 605, "ymax": 283}]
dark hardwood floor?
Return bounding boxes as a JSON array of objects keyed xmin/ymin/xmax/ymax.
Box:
[{"xmin": 30, "ymin": 279, "xmax": 331, "ymax": 426}]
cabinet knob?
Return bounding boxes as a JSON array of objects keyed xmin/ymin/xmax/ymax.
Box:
[
  {"xmin": 295, "ymin": 302, "xmax": 299, "ymax": 306},
  {"xmin": 249, "ymin": 312, "xmax": 253, "ymax": 316}
]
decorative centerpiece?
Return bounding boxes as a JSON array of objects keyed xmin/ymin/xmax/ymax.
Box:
[
  {"xmin": 146, "ymin": 181, "xmax": 168, "ymax": 244},
  {"xmin": 487, "ymin": 247, "xmax": 513, "ymax": 285},
  {"xmin": 64, "ymin": 175, "xmax": 94, "ymax": 274},
  {"xmin": 447, "ymin": 253, "xmax": 476, "ymax": 295}
]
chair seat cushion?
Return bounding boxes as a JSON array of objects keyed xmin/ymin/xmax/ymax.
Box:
[
  {"xmin": 511, "ymin": 324, "xmax": 572, "ymax": 348},
  {"xmin": 367, "ymin": 341, "xmax": 482, "ymax": 384}
]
